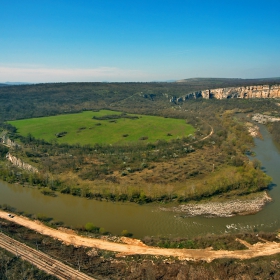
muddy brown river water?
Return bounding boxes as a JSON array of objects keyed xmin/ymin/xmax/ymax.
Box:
[{"xmin": 0, "ymin": 124, "xmax": 279, "ymax": 238}]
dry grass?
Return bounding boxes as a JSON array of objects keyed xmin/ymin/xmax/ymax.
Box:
[{"xmin": 55, "ymin": 146, "xmax": 230, "ymax": 199}]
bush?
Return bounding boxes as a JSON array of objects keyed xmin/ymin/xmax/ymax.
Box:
[
  {"xmin": 0, "ymin": 144, "xmax": 9, "ymax": 158},
  {"xmin": 252, "ymin": 158, "xmax": 261, "ymax": 169},
  {"xmin": 41, "ymin": 188, "xmax": 56, "ymax": 197},
  {"xmin": 121, "ymin": 229, "xmax": 133, "ymax": 237},
  {"xmin": 139, "ymin": 136, "xmax": 148, "ymax": 140},
  {"xmin": 99, "ymin": 227, "xmax": 107, "ymax": 234},
  {"xmin": 55, "ymin": 131, "xmax": 67, "ymax": 138},
  {"xmin": 37, "ymin": 213, "xmax": 53, "ymax": 222},
  {"xmin": 60, "ymin": 186, "xmax": 71, "ymax": 194},
  {"xmin": 230, "ymin": 156, "xmax": 244, "ymax": 167},
  {"xmin": 85, "ymin": 222, "xmax": 98, "ymax": 232},
  {"xmin": 71, "ymin": 187, "xmax": 82, "ymax": 196}
]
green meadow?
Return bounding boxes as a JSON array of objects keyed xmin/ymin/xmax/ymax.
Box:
[{"xmin": 8, "ymin": 110, "xmax": 195, "ymax": 145}]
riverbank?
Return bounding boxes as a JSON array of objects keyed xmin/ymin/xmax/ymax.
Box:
[
  {"xmin": 1, "ymin": 209, "xmax": 280, "ymax": 262},
  {"xmin": 160, "ymin": 192, "xmax": 272, "ymax": 217},
  {"xmin": 252, "ymin": 113, "xmax": 280, "ymax": 124},
  {"xmin": 245, "ymin": 122, "xmax": 261, "ymax": 138}
]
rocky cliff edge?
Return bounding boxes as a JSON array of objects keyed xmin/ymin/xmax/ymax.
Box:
[{"xmin": 173, "ymin": 84, "xmax": 280, "ymax": 102}]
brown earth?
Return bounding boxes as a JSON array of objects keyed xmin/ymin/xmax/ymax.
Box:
[{"xmin": 1, "ymin": 210, "xmax": 280, "ymax": 262}]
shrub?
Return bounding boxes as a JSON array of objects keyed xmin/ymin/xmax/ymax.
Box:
[
  {"xmin": 71, "ymin": 187, "xmax": 82, "ymax": 196},
  {"xmin": 37, "ymin": 213, "xmax": 53, "ymax": 222},
  {"xmin": 85, "ymin": 222, "xmax": 99, "ymax": 232},
  {"xmin": 139, "ymin": 136, "xmax": 148, "ymax": 140},
  {"xmin": 60, "ymin": 186, "xmax": 71, "ymax": 194},
  {"xmin": 121, "ymin": 229, "xmax": 133, "ymax": 237},
  {"xmin": 99, "ymin": 227, "xmax": 107, "ymax": 234},
  {"xmin": 41, "ymin": 188, "xmax": 56, "ymax": 197},
  {"xmin": 55, "ymin": 131, "xmax": 67, "ymax": 138},
  {"xmin": 0, "ymin": 145, "xmax": 9, "ymax": 158}
]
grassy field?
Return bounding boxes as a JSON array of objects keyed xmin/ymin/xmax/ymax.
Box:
[{"xmin": 8, "ymin": 110, "xmax": 195, "ymax": 145}]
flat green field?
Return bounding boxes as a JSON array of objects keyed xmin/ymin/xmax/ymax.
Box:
[{"xmin": 8, "ymin": 110, "xmax": 195, "ymax": 145}]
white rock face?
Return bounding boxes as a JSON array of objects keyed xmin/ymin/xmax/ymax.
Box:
[
  {"xmin": 185, "ymin": 84, "xmax": 280, "ymax": 100},
  {"xmin": 0, "ymin": 134, "xmax": 19, "ymax": 148},
  {"xmin": 6, "ymin": 153, "xmax": 38, "ymax": 173},
  {"xmin": 252, "ymin": 113, "xmax": 280, "ymax": 124}
]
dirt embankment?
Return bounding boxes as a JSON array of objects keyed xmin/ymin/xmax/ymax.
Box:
[{"xmin": 1, "ymin": 209, "xmax": 280, "ymax": 262}]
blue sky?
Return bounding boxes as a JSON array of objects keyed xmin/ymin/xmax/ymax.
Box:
[{"xmin": 1, "ymin": 0, "xmax": 280, "ymax": 82}]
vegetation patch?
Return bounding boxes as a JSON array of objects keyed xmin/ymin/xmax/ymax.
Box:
[
  {"xmin": 8, "ymin": 110, "xmax": 195, "ymax": 145},
  {"xmin": 0, "ymin": 82, "xmax": 278, "ymax": 207},
  {"xmin": 55, "ymin": 131, "xmax": 67, "ymax": 138}
]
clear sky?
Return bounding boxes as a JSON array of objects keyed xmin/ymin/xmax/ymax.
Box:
[{"xmin": 1, "ymin": 0, "xmax": 280, "ymax": 82}]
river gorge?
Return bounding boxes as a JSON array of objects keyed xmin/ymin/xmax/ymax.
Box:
[{"xmin": 0, "ymin": 124, "xmax": 279, "ymax": 239}]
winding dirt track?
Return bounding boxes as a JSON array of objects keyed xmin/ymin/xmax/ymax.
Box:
[
  {"xmin": 192, "ymin": 124, "xmax": 214, "ymax": 144},
  {"xmin": 1, "ymin": 210, "xmax": 280, "ymax": 262}
]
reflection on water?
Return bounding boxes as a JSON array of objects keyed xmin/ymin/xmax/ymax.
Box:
[{"xmin": 0, "ymin": 124, "xmax": 279, "ymax": 238}]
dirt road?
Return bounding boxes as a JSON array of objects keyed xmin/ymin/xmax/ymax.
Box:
[{"xmin": 1, "ymin": 210, "xmax": 280, "ymax": 262}]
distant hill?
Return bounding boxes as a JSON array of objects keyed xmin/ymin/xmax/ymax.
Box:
[
  {"xmin": 4, "ymin": 82, "xmax": 32, "ymax": 85},
  {"xmin": 1, "ymin": 79, "xmax": 280, "ymax": 122},
  {"xmin": 0, "ymin": 82, "xmax": 32, "ymax": 87},
  {"xmin": 176, "ymin": 77, "xmax": 280, "ymax": 90}
]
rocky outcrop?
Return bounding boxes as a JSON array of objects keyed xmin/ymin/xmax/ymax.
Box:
[
  {"xmin": 161, "ymin": 192, "xmax": 272, "ymax": 217},
  {"xmin": 6, "ymin": 153, "xmax": 38, "ymax": 173},
  {"xmin": 172, "ymin": 84, "xmax": 280, "ymax": 102},
  {"xmin": 199, "ymin": 85, "xmax": 280, "ymax": 99},
  {"xmin": 0, "ymin": 134, "xmax": 19, "ymax": 148},
  {"xmin": 245, "ymin": 122, "xmax": 260, "ymax": 138},
  {"xmin": 184, "ymin": 91, "xmax": 202, "ymax": 100},
  {"xmin": 252, "ymin": 113, "xmax": 280, "ymax": 124}
]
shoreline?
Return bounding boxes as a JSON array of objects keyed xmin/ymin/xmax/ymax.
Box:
[
  {"xmin": 1, "ymin": 208, "xmax": 280, "ymax": 262},
  {"xmin": 160, "ymin": 192, "xmax": 272, "ymax": 217}
]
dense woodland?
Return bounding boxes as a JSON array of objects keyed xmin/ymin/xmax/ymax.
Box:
[
  {"xmin": 1, "ymin": 78, "xmax": 280, "ymax": 122},
  {"xmin": 0, "ymin": 80, "xmax": 279, "ymax": 203}
]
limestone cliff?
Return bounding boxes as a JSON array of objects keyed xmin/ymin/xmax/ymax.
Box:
[
  {"xmin": 6, "ymin": 153, "xmax": 38, "ymax": 173},
  {"xmin": 178, "ymin": 84, "xmax": 280, "ymax": 101}
]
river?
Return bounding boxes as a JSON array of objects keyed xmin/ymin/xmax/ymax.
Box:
[{"xmin": 0, "ymin": 124, "xmax": 279, "ymax": 238}]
